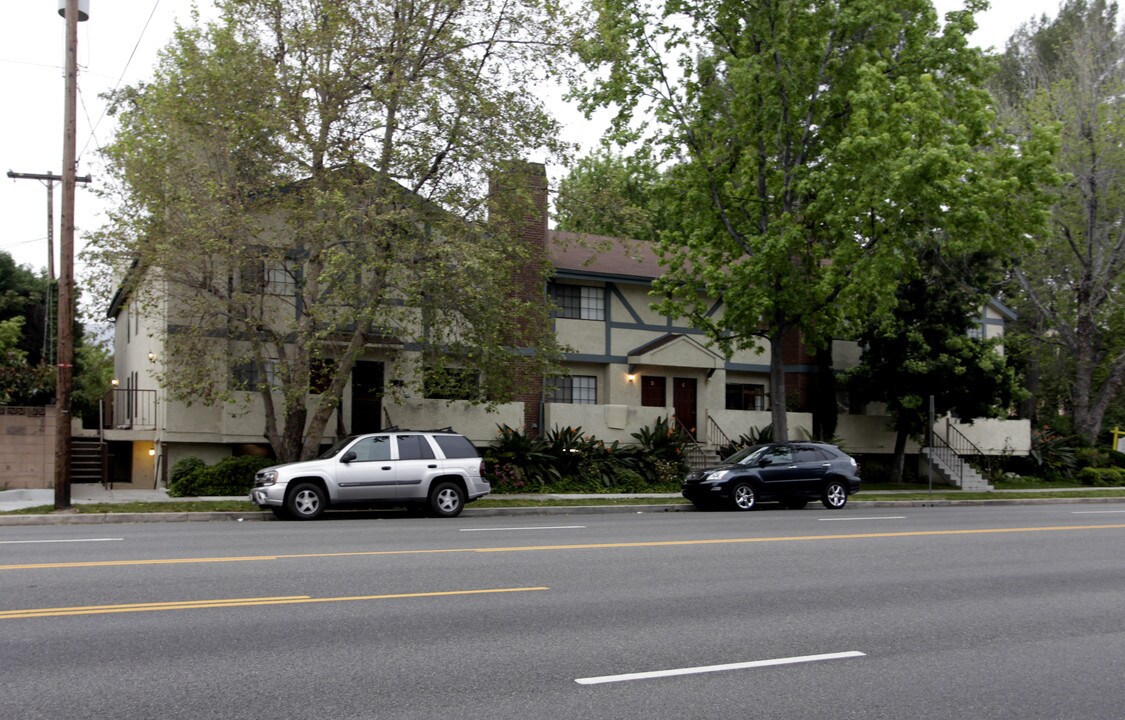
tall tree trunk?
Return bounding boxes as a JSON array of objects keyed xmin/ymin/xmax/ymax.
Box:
[
  {"xmin": 769, "ymin": 328, "xmax": 788, "ymax": 441},
  {"xmin": 892, "ymin": 425, "xmax": 909, "ymax": 483}
]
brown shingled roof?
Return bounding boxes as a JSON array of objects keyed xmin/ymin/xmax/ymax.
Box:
[{"xmin": 547, "ymin": 230, "xmax": 663, "ymax": 279}]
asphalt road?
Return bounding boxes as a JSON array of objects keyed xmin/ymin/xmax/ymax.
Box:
[{"xmin": 2, "ymin": 503, "xmax": 1124, "ymax": 719}]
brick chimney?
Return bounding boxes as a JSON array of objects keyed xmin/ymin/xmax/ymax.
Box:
[{"xmin": 488, "ymin": 161, "xmax": 549, "ymax": 435}]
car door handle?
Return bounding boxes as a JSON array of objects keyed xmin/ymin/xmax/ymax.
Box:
[
  {"xmin": 381, "ymin": 466, "xmax": 392, "ymax": 471},
  {"xmin": 427, "ymin": 464, "xmax": 438, "ymax": 469}
]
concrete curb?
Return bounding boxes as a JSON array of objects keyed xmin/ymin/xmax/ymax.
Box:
[{"xmin": 0, "ymin": 495, "xmax": 1122, "ymax": 525}]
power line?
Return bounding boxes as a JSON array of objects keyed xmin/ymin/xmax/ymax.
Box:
[{"xmin": 78, "ymin": 0, "xmax": 164, "ymax": 161}]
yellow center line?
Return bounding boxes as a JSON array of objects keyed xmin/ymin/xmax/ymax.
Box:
[
  {"xmin": 0, "ymin": 586, "xmax": 549, "ymax": 620},
  {"xmin": 2, "ymin": 523, "xmax": 1123, "ymax": 572}
]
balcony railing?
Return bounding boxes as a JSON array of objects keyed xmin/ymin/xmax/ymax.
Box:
[{"xmin": 104, "ymin": 389, "xmax": 157, "ymax": 430}]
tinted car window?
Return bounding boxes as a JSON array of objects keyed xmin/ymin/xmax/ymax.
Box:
[
  {"xmin": 433, "ymin": 435, "xmax": 479, "ymax": 459},
  {"xmin": 795, "ymin": 447, "xmax": 831, "ymax": 463},
  {"xmin": 397, "ymin": 435, "xmax": 436, "ymax": 460},
  {"xmin": 763, "ymin": 445, "xmax": 793, "ymax": 464},
  {"xmin": 349, "ymin": 435, "xmax": 392, "ymax": 462}
]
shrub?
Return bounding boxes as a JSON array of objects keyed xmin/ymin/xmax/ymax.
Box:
[
  {"xmin": 485, "ymin": 424, "xmax": 560, "ymax": 487},
  {"xmin": 1077, "ymin": 467, "xmax": 1125, "ymax": 487},
  {"xmin": 167, "ymin": 455, "xmax": 275, "ymax": 497},
  {"xmin": 482, "ymin": 420, "xmax": 689, "ymax": 493},
  {"xmin": 1029, "ymin": 426, "xmax": 1078, "ymax": 480},
  {"xmin": 1074, "ymin": 447, "xmax": 1110, "ymax": 469},
  {"xmin": 170, "ymin": 457, "xmax": 206, "ymax": 489}
]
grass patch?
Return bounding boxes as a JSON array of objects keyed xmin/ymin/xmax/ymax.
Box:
[{"xmin": 4, "ymin": 487, "xmax": 1125, "ymax": 516}]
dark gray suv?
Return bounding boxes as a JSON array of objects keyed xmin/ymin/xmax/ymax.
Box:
[{"xmin": 682, "ymin": 442, "xmax": 861, "ymax": 511}]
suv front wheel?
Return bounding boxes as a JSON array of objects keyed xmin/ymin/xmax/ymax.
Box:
[
  {"xmin": 287, "ymin": 482, "xmax": 327, "ymax": 520},
  {"xmin": 730, "ymin": 482, "xmax": 757, "ymax": 511},
  {"xmin": 428, "ymin": 481, "xmax": 465, "ymax": 518}
]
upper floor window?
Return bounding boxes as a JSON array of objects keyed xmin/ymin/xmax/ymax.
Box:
[
  {"xmin": 547, "ymin": 375, "xmax": 597, "ymax": 404},
  {"xmin": 232, "ymin": 359, "xmax": 279, "ymax": 390},
  {"xmin": 554, "ymin": 284, "xmax": 605, "ymax": 321},
  {"xmin": 240, "ymin": 257, "xmax": 298, "ymax": 296}
]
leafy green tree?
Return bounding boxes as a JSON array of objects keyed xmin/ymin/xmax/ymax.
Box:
[
  {"xmin": 555, "ymin": 147, "xmax": 663, "ymax": 241},
  {"xmin": 574, "ymin": 0, "xmax": 1055, "ymax": 440},
  {"xmin": 0, "ymin": 252, "xmax": 49, "ymax": 366},
  {"xmin": 991, "ymin": 0, "xmax": 1125, "ymax": 445},
  {"xmin": 845, "ymin": 243, "xmax": 1023, "ymax": 481},
  {"xmin": 88, "ymin": 0, "xmax": 573, "ymax": 462}
]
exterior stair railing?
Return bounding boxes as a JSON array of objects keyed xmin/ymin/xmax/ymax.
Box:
[
  {"xmin": 706, "ymin": 416, "xmax": 733, "ymax": 456},
  {"xmin": 926, "ymin": 419, "xmax": 990, "ymax": 488},
  {"xmin": 673, "ymin": 415, "xmax": 710, "ymax": 471}
]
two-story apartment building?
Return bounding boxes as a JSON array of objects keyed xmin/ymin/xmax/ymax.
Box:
[{"xmin": 101, "ymin": 163, "xmax": 1029, "ymax": 487}]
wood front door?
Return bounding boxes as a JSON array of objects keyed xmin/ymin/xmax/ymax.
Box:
[
  {"xmin": 641, "ymin": 375, "xmax": 666, "ymax": 407},
  {"xmin": 673, "ymin": 377, "xmax": 697, "ymax": 439}
]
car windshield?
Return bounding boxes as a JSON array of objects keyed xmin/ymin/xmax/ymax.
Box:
[
  {"xmin": 724, "ymin": 444, "xmax": 769, "ymax": 465},
  {"xmin": 318, "ymin": 436, "xmax": 359, "ymax": 459}
]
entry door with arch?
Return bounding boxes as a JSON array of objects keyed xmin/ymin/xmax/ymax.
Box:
[{"xmin": 673, "ymin": 377, "xmax": 697, "ymax": 439}]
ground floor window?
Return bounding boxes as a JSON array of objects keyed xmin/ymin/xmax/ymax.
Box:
[
  {"xmin": 726, "ymin": 383, "xmax": 766, "ymax": 411},
  {"xmin": 547, "ymin": 375, "xmax": 597, "ymax": 404}
]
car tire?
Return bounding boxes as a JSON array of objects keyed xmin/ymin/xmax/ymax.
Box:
[
  {"xmin": 730, "ymin": 482, "xmax": 757, "ymax": 511},
  {"xmin": 286, "ymin": 482, "xmax": 326, "ymax": 520},
  {"xmin": 428, "ymin": 481, "xmax": 465, "ymax": 518},
  {"xmin": 822, "ymin": 480, "xmax": 848, "ymax": 509},
  {"xmin": 782, "ymin": 498, "xmax": 809, "ymax": 510}
]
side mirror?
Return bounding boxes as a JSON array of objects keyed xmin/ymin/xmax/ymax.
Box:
[
  {"xmin": 340, "ymin": 450, "xmax": 357, "ymax": 463},
  {"xmin": 758, "ymin": 457, "xmax": 773, "ymax": 467}
]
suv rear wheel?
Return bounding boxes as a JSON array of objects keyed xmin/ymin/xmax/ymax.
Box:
[
  {"xmin": 822, "ymin": 480, "xmax": 848, "ymax": 509},
  {"xmin": 428, "ymin": 481, "xmax": 465, "ymax": 518}
]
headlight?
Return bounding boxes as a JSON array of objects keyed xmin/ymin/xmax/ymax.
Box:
[
  {"xmin": 705, "ymin": 470, "xmax": 729, "ymax": 482},
  {"xmin": 257, "ymin": 470, "xmax": 279, "ymax": 486}
]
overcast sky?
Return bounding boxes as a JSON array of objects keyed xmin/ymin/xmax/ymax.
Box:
[{"xmin": 1, "ymin": 0, "xmax": 1067, "ymax": 286}]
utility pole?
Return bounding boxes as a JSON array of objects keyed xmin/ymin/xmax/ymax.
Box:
[
  {"xmin": 6, "ymin": 171, "xmax": 92, "ymax": 363},
  {"xmin": 54, "ymin": 0, "xmax": 90, "ymax": 511},
  {"xmin": 5, "ymin": 172, "xmax": 93, "ymax": 281}
]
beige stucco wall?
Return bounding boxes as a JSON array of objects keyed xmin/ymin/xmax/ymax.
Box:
[
  {"xmin": 0, "ymin": 406, "xmax": 55, "ymax": 489},
  {"xmin": 384, "ymin": 399, "xmax": 524, "ymax": 445}
]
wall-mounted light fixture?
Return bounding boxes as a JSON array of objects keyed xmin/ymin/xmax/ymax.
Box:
[
  {"xmin": 148, "ymin": 448, "xmax": 156, "ymax": 457},
  {"xmin": 626, "ymin": 373, "xmax": 636, "ymax": 383},
  {"xmin": 147, "ymin": 352, "xmax": 156, "ymax": 363},
  {"xmin": 111, "ymin": 378, "xmax": 119, "ymax": 387}
]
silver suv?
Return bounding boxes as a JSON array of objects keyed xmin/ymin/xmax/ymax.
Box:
[{"xmin": 250, "ymin": 429, "xmax": 490, "ymax": 520}]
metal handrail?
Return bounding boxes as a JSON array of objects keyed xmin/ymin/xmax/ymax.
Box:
[
  {"xmin": 672, "ymin": 415, "xmax": 709, "ymax": 470},
  {"xmin": 104, "ymin": 388, "xmax": 157, "ymax": 430},
  {"xmin": 706, "ymin": 416, "xmax": 732, "ymax": 450},
  {"xmin": 927, "ymin": 420, "xmax": 988, "ymax": 486},
  {"xmin": 927, "ymin": 431, "xmax": 964, "ymax": 486}
]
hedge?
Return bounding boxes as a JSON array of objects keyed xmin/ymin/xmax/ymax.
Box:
[{"xmin": 167, "ymin": 456, "xmax": 276, "ymax": 497}]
